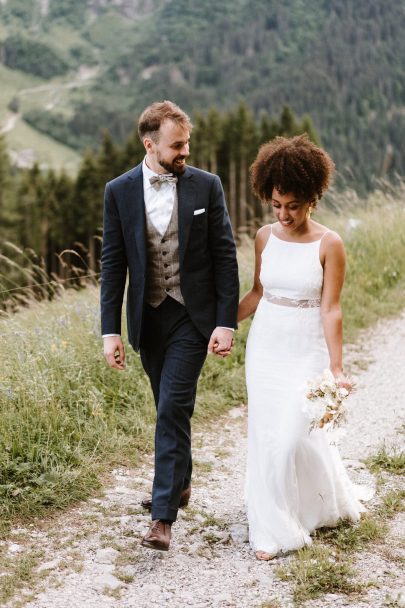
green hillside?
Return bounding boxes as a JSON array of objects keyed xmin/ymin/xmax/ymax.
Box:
[{"xmin": 1, "ymin": 0, "xmax": 404, "ymax": 191}]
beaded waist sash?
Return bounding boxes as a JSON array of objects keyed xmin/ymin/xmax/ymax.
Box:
[{"xmin": 263, "ymin": 291, "xmax": 321, "ymax": 308}]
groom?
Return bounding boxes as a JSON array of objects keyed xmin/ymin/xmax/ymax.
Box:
[{"xmin": 101, "ymin": 100, "xmax": 239, "ymax": 551}]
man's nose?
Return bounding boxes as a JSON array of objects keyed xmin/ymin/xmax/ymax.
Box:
[{"xmin": 181, "ymin": 142, "xmax": 189, "ymax": 156}]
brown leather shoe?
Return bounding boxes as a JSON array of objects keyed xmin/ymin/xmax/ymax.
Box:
[
  {"xmin": 141, "ymin": 520, "xmax": 172, "ymax": 551},
  {"xmin": 140, "ymin": 485, "xmax": 191, "ymax": 511}
]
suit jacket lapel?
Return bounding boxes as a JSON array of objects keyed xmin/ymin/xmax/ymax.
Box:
[
  {"xmin": 177, "ymin": 167, "xmax": 196, "ymax": 266},
  {"xmin": 126, "ymin": 164, "xmax": 146, "ymax": 271}
]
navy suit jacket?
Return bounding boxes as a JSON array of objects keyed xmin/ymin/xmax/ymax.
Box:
[{"xmin": 100, "ymin": 162, "xmax": 239, "ymax": 351}]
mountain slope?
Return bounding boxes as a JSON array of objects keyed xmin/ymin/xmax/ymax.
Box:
[{"xmin": 0, "ymin": 0, "xmax": 404, "ymax": 191}]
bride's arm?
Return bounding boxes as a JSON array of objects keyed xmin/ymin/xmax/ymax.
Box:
[
  {"xmin": 320, "ymin": 232, "xmax": 352, "ymax": 389},
  {"xmin": 237, "ymin": 226, "xmax": 269, "ymax": 322}
]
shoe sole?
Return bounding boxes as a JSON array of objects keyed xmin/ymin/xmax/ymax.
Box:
[{"xmin": 141, "ymin": 539, "xmax": 169, "ymax": 551}]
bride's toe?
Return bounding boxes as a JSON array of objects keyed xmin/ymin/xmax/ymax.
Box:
[{"xmin": 255, "ymin": 550, "xmax": 275, "ymax": 561}]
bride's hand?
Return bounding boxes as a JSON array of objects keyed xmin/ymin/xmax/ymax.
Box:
[{"xmin": 333, "ymin": 371, "xmax": 356, "ymax": 393}]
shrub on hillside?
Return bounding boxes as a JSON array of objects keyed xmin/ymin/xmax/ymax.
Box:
[{"xmin": 1, "ymin": 35, "xmax": 69, "ymax": 79}]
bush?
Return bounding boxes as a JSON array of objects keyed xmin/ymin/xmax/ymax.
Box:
[{"xmin": 1, "ymin": 35, "xmax": 69, "ymax": 79}]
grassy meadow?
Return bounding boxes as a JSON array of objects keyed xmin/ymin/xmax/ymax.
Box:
[
  {"xmin": 321, "ymin": 185, "xmax": 405, "ymax": 341},
  {"xmin": 0, "ymin": 64, "xmax": 83, "ymax": 175},
  {"xmin": 1, "ymin": 187, "xmax": 405, "ymax": 534}
]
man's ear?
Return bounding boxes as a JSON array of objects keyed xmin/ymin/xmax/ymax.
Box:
[{"xmin": 143, "ymin": 137, "xmax": 154, "ymax": 154}]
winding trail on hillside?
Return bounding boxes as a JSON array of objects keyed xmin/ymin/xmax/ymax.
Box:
[
  {"xmin": 1, "ymin": 65, "xmax": 100, "ymax": 137},
  {"xmin": 18, "ymin": 66, "xmax": 99, "ymax": 98},
  {"xmin": 0, "ymin": 112, "xmax": 19, "ymax": 134},
  {"xmin": 4, "ymin": 311, "xmax": 405, "ymax": 608}
]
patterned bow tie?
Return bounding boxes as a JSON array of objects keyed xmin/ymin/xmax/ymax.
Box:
[{"xmin": 149, "ymin": 174, "xmax": 178, "ymax": 190}]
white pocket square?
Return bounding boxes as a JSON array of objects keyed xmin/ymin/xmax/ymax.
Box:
[{"xmin": 194, "ymin": 208, "xmax": 205, "ymax": 216}]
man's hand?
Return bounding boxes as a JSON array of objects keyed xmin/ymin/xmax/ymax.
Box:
[
  {"xmin": 104, "ymin": 336, "xmax": 126, "ymax": 370},
  {"xmin": 207, "ymin": 328, "xmax": 234, "ymax": 358}
]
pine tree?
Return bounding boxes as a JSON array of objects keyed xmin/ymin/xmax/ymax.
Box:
[
  {"xmin": 205, "ymin": 107, "xmax": 223, "ymax": 175},
  {"xmin": 74, "ymin": 151, "xmax": 102, "ymax": 273},
  {"xmin": 233, "ymin": 102, "xmax": 258, "ymax": 233},
  {"xmin": 121, "ymin": 127, "xmax": 145, "ymax": 171},
  {"xmin": 190, "ymin": 112, "xmax": 209, "ymax": 170},
  {"xmin": 279, "ymin": 105, "xmax": 297, "ymax": 136}
]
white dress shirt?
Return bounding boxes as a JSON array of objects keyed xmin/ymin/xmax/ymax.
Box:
[{"xmin": 142, "ymin": 158, "xmax": 177, "ymax": 235}]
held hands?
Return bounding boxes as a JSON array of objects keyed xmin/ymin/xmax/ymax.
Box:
[
  {"xmin": 208, "ymin": 327, "xmax": 234, "ymax": 358},
  {"xmin": 104, "ymin": 336, "xmax": 126, "ymax": 370}
]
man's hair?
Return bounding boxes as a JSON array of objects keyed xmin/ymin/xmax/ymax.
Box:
[
  {"xmin": 138, "ymin": 100, "xmax": 193, "ymax": 143},
  {"xmin": 250, "ymin": 134, "xmax": 335, "ymax": 204}
]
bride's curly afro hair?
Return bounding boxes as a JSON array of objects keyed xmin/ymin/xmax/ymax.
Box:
[{"xmin": 250, "ymin": 134, "xmax": 335, "ymax": 204}]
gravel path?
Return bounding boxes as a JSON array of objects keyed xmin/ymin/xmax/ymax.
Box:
[{"xmin": 3, "ymin": 312, "xmax": 405, "ymax": 608}]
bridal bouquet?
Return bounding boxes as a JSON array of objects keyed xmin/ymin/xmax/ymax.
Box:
[{"xmin": 303, "ymin": 369, "xmax": 352, "ymax": 432}]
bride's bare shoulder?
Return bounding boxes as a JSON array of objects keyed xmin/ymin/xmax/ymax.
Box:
[
  {"xmin": 255, "ymin": 224, "xmax": 272, "ymax": 246},
  {"xmin": 322, "ymin": 228, "xmax": 344, "ymax": 246},
  {"xmin": 313, "ymin": 221, "xmax": 343, "ymax": 244}
]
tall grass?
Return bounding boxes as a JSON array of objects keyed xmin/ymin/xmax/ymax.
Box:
[
  {"xmin": 0, "ymin": 289, "xmax": 154, "ymax": 527},
  {"xmin": 319, "ymin": 183, "xmax": 405, "ymax": 340},
  {"xmin": 0, "ymin": 286, "xmax": 248, "ymax": 533},
  {"xmin": 1, "ymin": 187, "xmax": 405, "ymax": 531},
  {"xmin": 0, "ymin": 240, "xmax": 97, "ymax": 314}
]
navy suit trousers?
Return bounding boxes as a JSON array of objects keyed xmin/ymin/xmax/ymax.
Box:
[{"xmin": 139, "ymin": 296, "xmax": 208, "ymax": 522}]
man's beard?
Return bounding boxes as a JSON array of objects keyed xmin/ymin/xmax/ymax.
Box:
[{"xmin": 157, "ymin": 152, "xmax": 188, "ymax": 175}]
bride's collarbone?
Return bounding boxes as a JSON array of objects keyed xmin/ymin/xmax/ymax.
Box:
[{"xmin": 273, "ymin": 221, "xmax": 329, "ymax": 243}]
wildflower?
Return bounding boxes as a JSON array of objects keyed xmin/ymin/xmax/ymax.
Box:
[
  {"xmin": 347, "ymin": 218, "xmax": 362, "ymax": 230},
  {"xmin": 1, "ymin": 388, "xmax": 14, "ymax": 400}
]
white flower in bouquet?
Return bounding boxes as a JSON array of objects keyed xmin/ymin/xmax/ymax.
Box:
[{"xmin": 303, "ymin": 369, "xmax": 353, "ymax": 432}]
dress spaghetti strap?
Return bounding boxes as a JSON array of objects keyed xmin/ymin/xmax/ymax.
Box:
[{"xmin": 319, "ymin": 230, "xmax": 331, "ymax": 242}]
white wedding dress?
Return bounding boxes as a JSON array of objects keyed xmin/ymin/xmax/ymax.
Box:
[{"xmin": 245, "ymin": 226, "xmax": 373, "ymax": 555}]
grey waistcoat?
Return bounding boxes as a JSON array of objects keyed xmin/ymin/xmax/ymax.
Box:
[{"xmin": 144, "ymin": 197, "xmax": 185, "ymax": 308}]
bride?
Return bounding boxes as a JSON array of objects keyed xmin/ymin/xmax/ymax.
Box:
[{"xmin": 238, "ymin": 135, "xmax": 372, "ymax": 561}]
